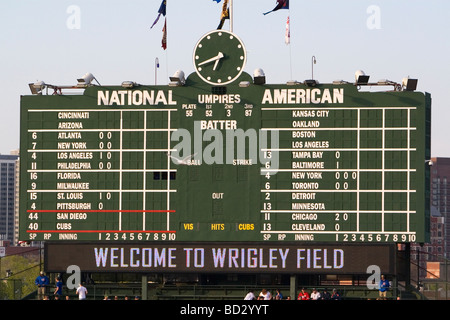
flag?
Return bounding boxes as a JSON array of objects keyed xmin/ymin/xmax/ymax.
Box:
[
  {"xmin": 285, "ymin": 16, "xmax": 290, "ymax": 44},
  {"xmin": 263, "ymin": 0, "xmax": 289, "ymax": 15},
  {"xmin": 161, "ymin": 18, "xmax": 167, "ymax": 50},
  {"xmin": 217, "ymin": 0, "xmax": 229, "ymax": 29},
  {"xmin": 151, "ymin": 0, "xmax": 167, "ymax": 29},
  {"xmin": 212, "ymin": 0, "xmax": 221, "ymax": 2}
]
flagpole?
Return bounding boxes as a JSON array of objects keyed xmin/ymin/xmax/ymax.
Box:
[
  {"xmin": 287, "ymin": 10, "xmax": 293, "ymax": 81},
  {"xmin": 229, "ymin": 0, "xmax": 233, "ymax": 32}
]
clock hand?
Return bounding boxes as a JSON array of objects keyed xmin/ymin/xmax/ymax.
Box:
[
  {"xmin": 213, "ymin": 52, "xmax": 224, "ymax": 70},
  {"xmin": 198, "ymin": 52, "xmax": 224, "ymax": 68},
  {"xmin": 213, "ymin": 58, "xmax": 220, "ymax": 71}
]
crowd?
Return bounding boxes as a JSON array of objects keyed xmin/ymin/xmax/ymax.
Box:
[
  {"xmin": 244, "ymin": 287, "xmax": 342, "ymax": 300},
  {"xmin": 35, "ymin": 271, "xmax": 391, "ymax": 301},
  {"xmin": 244, "ymin": 275, "xmax": 391, "ymax": 300}
]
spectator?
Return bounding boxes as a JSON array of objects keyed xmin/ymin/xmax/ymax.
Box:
[
  {"xmin": 310, "ymin": 288, "xmax": 321, "ymax": 300},
  {"xmin": 35, "ymin": 271, "xmax": 49, "ymax": 300},
  {"xmin": 275, "ymin": 289, "xmax": 283, "ymax": 300},
  {"xmin": 244, "ymin": 290, "xmax": 256, "ymax": 300},
  {"xmin": 321, "ymin": 288, "xmax": 331, "ymax": 300},
  {"xmin": 379, "ymin": 275, "xmax": 390, "ymax": 300},
  {"xmin": 76, "ymin": 283, "xmax": 88, "ymax": 300},
  {"xmin": 53, "ymin": 276, "xmax": 63, "ymax": 298},
  {"xmin": 297, "ymin": 288, "xmax": 310, "ymax": 300},
  {"xmin": 331, "ymin": 288, "xmax": 341, "ymax": 300},
  {"xmin": 259, "ymin": 288, "xmax": 272, "ymax": 300}
]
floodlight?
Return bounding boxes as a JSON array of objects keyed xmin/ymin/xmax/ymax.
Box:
[
  {"xmin": 169, "ymin": 70, "xmax": 185, "ymax": 86},
  {"xmin": 304, "ymin": 79, "xmax": 318, "ymax": 87},
  {"xmin": 121, "ymin": 81, "xmax": 138, "ymax": 88},
  {"xmin": 28, "ymin": 81, "xmax": 46, "ymax": 95},
  {"xmin": 377, "ymin": 79, "xmax": 395, "ymax": 86},
  {"xmin": 77, "ymin": 72, "xmax": 100, "ymax": 87},
  {"xmin": 333, "ymin": 80, "xmax": 350, "ymax": 85},
  {"xmin": 253, "ymin": 68, "xmax": 266, "ymax": 85},
  {"xmin": 239, "ymin": 81, "xmax": 250, "ymax": 87},
  {"xmin": 402, "ymin": 77, "xmax": 418, "ymax": 91},
  {"xmin": 355, "ymin": 70, "xmax": 370, "ymax": 85}
]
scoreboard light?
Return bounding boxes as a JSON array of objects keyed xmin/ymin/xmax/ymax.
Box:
[
  {"xmin": 28, "ymin": 81, "xmax": 46, "ymax": 95},
  {"xmin": 355, "ymin": 70, "xmax": 370, "ymax": 85},
  {"xmin": 121, "ymin": 81, "xmax": 139, "ymax": 88},
  {"xmin": 253, "ymin": 68, "xmax": 266, "ymax": 85},
  {"xmin": 76, "ymin": 72, "xmax": 100, "ymax": 88},
  {"xmin": 169, "ymin": 70, "xmax": 186, "ymax": 87},
  {"xmin": 304, "ymin": 79, "xmax": 318, "ymax": 87},
  {"xmin": 28, "ymin": 81, "xmax": 65, "ymax": 96},
  {"xmin": 377, "ymin": 79, "xmax": 396, "ymax": 86},
  {"xmin": 286, "ymin": 80, "xmax": 300, "ymax": 85},
  {"xmin": 402, "ymin": 77, "xmax": 418, "ymax": 91}
]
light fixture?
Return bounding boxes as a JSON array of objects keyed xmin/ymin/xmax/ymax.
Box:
[
  {"xmin": 402, "ymin": 77, "xmax": 418, "ymax": 91},
  {"xmin": 239, "ymin": 81, "xmax": 250, "ymax": 87},
  {"xmin": 253, "ymin": 68, "xmax": 266, "ymax": 85},
  {"xmin": 28, "ymin": 81, "xmax": 46, "ymax": 95},
  {"xmin": 377, "ymin": 79, "xmax": 403, "ymax": 91},
  {"xmin": 377, "ymin": 79, "xmax": 397, "ymax": 86},
  {"xmin": 121, "ymin": 81, "xmax": 138, "ymax": 88},
  {"xmin": 355, "ymin": 70, "xmax": 370, "ymax": 85},
  {"xmin": 286, "ymin": 80, "xmax": 300, "ymax": 85},
  {"xmin": 77, "ymin": 72, "xmax": 100, "ymax": 87},
  {"xmin": 302, "ymin": 56, "xmax": 318, "ymax": 87},
  {"xmin": 304, "ymin": 79, "xmax": 318, "ymax": 87},
  {"xmin": 333, "ymin": 80, "xmax": 350, "ymax": 85},
  {"xmin": 169, "ymin": 70, "xmax": 185, "ymax": 87},
  {"xmin": 28, "ymin": 81, "xmax": 66, "ymax": 95},
  {"xmin": 311, "ymin": 56, "xmax": 317, "ymax": 79}
]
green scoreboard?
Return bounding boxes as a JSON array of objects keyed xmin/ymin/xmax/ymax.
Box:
[{"xmin": 20, "ymin": 30, "xmax": 431, "ymax": 244}]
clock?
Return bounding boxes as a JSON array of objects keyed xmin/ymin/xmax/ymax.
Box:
[{"xmin": 193, "ymin": 30, "xmax": 247, "ymax": 86}]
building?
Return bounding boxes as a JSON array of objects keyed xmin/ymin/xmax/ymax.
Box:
[
  {"xmin": 0, "ymin": 151, "xmax": 19, "ymax": 244},
  {"xmin": 430, "ymin": 157, "xmax": 450, "ymax": 258},
  {"xmin": 411, "ymin": 206, "xmax": 445, "ymax": 278},
  {"xmin": 411, "ymin": 157, "xmax": 449, "ymax": 278},
  {"xmin": 427, "ymin": 207, "xmax": 446, "ymax": 259}
]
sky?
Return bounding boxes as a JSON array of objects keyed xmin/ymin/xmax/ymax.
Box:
[{"xmin": 1, "ymin": 0, "xmax": 449, "ymax": 157}]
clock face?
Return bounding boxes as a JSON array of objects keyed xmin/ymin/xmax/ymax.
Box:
[{"xmin": 193, "ymin": 30, "xmax": 247, "ymax": 86}]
